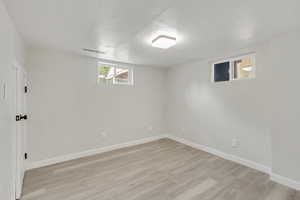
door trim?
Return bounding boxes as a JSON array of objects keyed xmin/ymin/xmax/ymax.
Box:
[{"xmin": 12, "ymin": 61, "xmax": 27, "ymax": 200}]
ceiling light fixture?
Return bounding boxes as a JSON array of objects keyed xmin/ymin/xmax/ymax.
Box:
[{"xmin": 152, "ymin": 35, "xmax": 176, "ymax": 49}]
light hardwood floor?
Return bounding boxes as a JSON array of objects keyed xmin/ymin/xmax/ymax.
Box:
[{"xmin": 22, "ymin": 139, "xmax": 300, "ymax": 200}]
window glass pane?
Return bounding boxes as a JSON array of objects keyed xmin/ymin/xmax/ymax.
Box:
[
  {"xmin": 233, "ymin": 57, "xmax": 254, "ymax": 80},
  {"xmin": 114, "ymin": 67, "xmax": 129, "ymax": 84},
  {"xmin": 214, "ymin": 62, "xmax": 230, "ymax": 82},
  {"xmin": 97, "ymin": 62, "xmax": 133, "ymax": 85},
  {"xmin": 98, "ymin": 65, "xmax": 114, "ymax": 84}
]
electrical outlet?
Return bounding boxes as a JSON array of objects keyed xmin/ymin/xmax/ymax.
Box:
[
  {"xmin": 101, "ymin": 131, "xmax": 107, "ymax": 137},
  {"xmin": 99, "ymin": 129, "xmax": 107, "ymax": 137},
  {"xmin": 232, "ymin": 138, "xmax": 239, "ymax": 148},
  {"xmin": 147, "ymin": 126, "xmax": 153, "ymax": 131}
]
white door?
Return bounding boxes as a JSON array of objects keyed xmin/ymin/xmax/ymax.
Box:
[{"xmin": 15, "ymin": 65, "xmax": 27, "ymax": 199}]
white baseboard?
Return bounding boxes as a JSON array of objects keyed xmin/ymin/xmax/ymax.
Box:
[
  {"xmin": 271, "ymin": 173, "xmax": 300, "ymax": 191},
  {"xmin": 166, "ymin": 135, "xmax": 300, "ymax": 191},
  {"xmin": 166, "ymin": 135, "xmax": 271, "ymax": 174},
  {"xmin": 26, "ymin": 134, "xmax": 300, "ymax": 192},
  {"xmin": 26, "ymin": 135, "xmax": 167, "ymax": 170}
]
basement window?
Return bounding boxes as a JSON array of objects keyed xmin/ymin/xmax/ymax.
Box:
[
  {"xmin": 212, "ymin": 54, "xmax": 255, "ymax": 82},
  {"xmin": 98, "ymin": 62, "xmax": 133, "ymax": 85}
]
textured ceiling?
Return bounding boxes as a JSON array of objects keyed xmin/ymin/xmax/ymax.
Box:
[{"xmin": 4, "ymin": 0, "xmax": 300, "ymax": 67}]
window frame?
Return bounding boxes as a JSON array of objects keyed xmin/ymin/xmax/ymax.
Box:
[
  {"xmin": 97, "ymin": 62, "xmax": 134, "ymax": 86},
  {"xmin": 211, "ymin": 53, "xmax": 256, "ymax": 83}
]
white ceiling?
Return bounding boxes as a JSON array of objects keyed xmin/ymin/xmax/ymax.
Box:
[{"xmin": 4, "ymin": 0, "xmax": 300, "ymax": 67}]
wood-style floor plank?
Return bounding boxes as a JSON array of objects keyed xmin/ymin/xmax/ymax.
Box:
[{"xmin": 21, "ymin": 139, "xmax": 300, "ymax": 200}]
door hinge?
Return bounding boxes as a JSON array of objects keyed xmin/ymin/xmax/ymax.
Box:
[
  {"xmin": 24, "ymin": 86, "xmax": 28, "ymax": 93},
  {"xmin": 24, "ymin": 153, "xmax": 28, "ymax": 160}
]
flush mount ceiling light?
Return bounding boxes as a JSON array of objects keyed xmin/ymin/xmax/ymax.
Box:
[{"xmin": 152, "ymin": 35, "xmax": 177, "ymax": 49}]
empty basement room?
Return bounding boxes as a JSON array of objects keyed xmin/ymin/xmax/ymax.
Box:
[{"xmin": 2, "ymin": 0, "xmax": 300, "ymax": 200}]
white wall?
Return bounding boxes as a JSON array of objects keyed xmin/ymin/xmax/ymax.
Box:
[
  {"xmin": 166, "ymin": 44, "xmax": 272, "ymax": 168},
  {"xmin": 166, "ymin": 30, "xmax": 300, "ymax": 183},
  {"xmin": 26, "ymin": 47, "xmax": 167, "ymax": 163},
  {"xmin": 0, "ymin": 0, "xmax": 25, "ymax": 199},
  {"xmin": 267, "ymin": 31, "xmax": 300, "ymax": 182}
]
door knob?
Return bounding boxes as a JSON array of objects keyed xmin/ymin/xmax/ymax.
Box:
[{"xmin": 20, "ymin": 115, "xmax": 27, "ymax": 120}]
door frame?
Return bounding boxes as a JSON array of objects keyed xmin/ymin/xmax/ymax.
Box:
[{"xmin": 12, "ymin": 61, "xmax": 27, "ymax": 200}]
